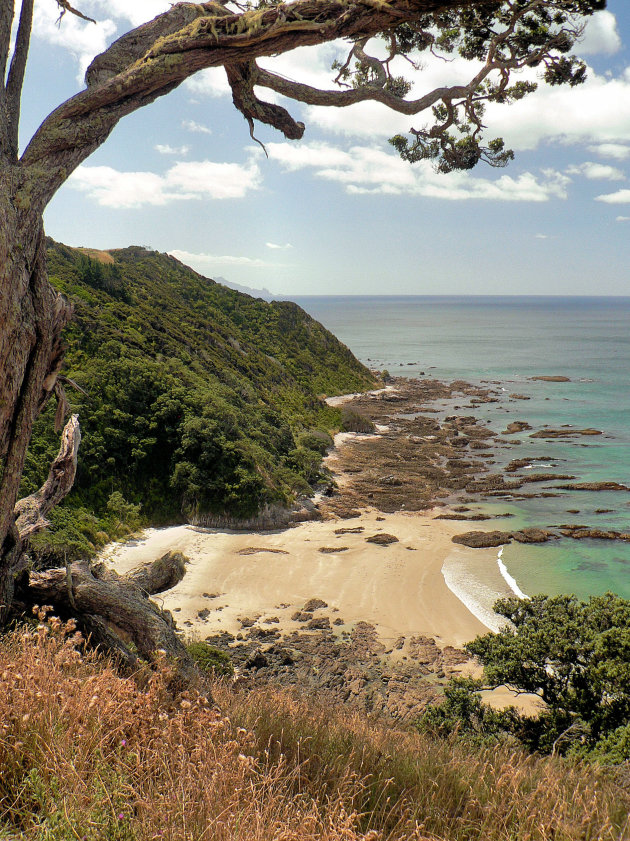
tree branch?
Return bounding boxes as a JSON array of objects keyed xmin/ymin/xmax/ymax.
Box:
[
  {"xmin": 14, "ymin": 414, "xmax": 81, "ymax": 540},
  {"xmin": 227, "ymin": 61, "xmax": 304, "ymax": 140},
  {"xmin": 253, "ymin": 65, "xmax": 469, "ymax": 115},
  {"xmin": 0, "ymin": 1, "xmax": 14, "ymax": 89},
  {"xmin": 18, "ymin": 0, "xmax": 453, "ymax": 211},
  {"xmin": 5, "ymin": 0, "xmax": 34, "ymax": 159},
  {"xmin": 27, "ymin": 554, "xmax": 206, "ymax": 694}
]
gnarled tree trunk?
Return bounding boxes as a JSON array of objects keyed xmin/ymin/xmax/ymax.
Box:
[{"xmin": 0, "ymin": 175, "xmax": 72, "ymax": 621}]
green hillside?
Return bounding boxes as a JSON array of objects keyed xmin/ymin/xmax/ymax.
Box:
[{"xmin": 22, "ymin": 240, "xmax": 375, "ymax": 562}]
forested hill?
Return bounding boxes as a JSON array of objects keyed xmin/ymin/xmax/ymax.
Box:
[{"xmin": 23, "ymin": 240, "xmax": 375, "ymax": 562}]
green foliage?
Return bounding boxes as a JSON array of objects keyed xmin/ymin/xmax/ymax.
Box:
[
  {"xmin": 418, "ymin": 677, "xmax": 520, "ymax": 746},
  {"xmin": 383, "ymin": 1, "xmax": 603, "ymax": 173},
  {"xmin": 340, "ymin": 407, "xmax": 375, "ymax": 434},
  {"xmin": 187, "ymin": 642, "xmax": 234, "ymax": 677},
  {"xmin": 23, "ymin": 241, "xmax": 375, "ymax": 562},
  {"xmin": 461, "ymin": 593, "xmax": 630, "ymax": 759}
]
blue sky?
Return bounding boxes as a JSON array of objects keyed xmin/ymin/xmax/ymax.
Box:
[{"xmin": 19, "ymin": 0, "xmax": 630, "ymax": 295}]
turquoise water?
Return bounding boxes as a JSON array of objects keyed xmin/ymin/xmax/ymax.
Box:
[{"xmin": 294, "ymin": 296, "xmax": 630, "ymax": 607}]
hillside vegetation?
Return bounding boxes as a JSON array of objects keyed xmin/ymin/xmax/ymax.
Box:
[{"xmin": 22, "ymin": 241, "xmax": 375, "ymax": 563}]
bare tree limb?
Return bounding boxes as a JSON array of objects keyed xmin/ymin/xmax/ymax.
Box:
[
  {"xmin": 27, "ymin": 553, "xmax": 206, "ymax": 694},
  {"xmin": 5, "ymin": 0, "xmax": 34, "ymax": 159},
  {"xmin": 0, "ymin": 0, "xmax": 14, "ymax": 89},
  {"xmin": 14, "ymin": 414, "xmax": 81, "ymax": 540}
]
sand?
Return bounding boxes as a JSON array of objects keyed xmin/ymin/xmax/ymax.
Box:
[{"xmin": 104, "ymin": 509, "xmax": 489, "ymax": 650}]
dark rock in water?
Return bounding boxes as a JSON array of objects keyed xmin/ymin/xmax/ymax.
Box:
[
  {"xmin": 529, "ymin": 375, "xmax": 571, "ymax": 382},
  {"xmin": 530, "ymin": 428, "xmax": 602, "ymax": 439},
  {"xmin": 434, "ymin": 513, "xmax": 491, "ymax": 521},
  {"xmin": 366, "ymin": 533, "xmax": 399, "ymax": 546},
  {"xmin": 511, "ymin": 528, "xmax": 553, "ymax": 544},
  {"xmin": 452, "ymin": 530, "xmax": 512, "ymax": 548},
  {"xmin": 509, "ymin": 393, "xmax": 531, "ymax": 400},
  {"xmin": 555, "ymin": 481, "xmax": 630, "ymax": 492},
  {"xmin": 502, "ymin": 421, "xmax": 532, "ymax": 435},
  {"xmin": 560, "ymin": 527, "xmax": 630, "ymax": 541},
  {"xmin": 303, "ymin": 598, "xmax": 328, "ymax": 612}
]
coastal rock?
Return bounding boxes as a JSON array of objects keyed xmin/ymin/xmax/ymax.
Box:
[
  {"xmin": 529, "ymin": 428, "xmax": 602, "ymax": 439},
  {"xmin": 434, "ymin": 513, "xmax": 491, "ymax": 521},
  {"xmin": 509, "ymin": 393, "xmax": 531, "ymax": 400},
  {"xmin": 365, "ymin": 533, "xmax": 399, "ymax": 546},
  {"xmin": 502, "ymin": 421, "xmax": 532, "ymax": 435},
  {"xmin": 304, "ymin": 598, "xmax": 328, "ymax": 612},
  {"xmin": 511, "ymin": 528, "xmax": 553, "ymax": 544},
  {"xmin": 529, "ymin": 375, "xmax": 571, "ymax": 382},
  {"xmin": 452, "ymin": 530, "xmax": 512, "ymax": 548},
  {"xmin": 554, "ymin": 481, "xmax": 630, "ymax": 492},
  {"xmin": 306, "ymin": 616, "xmax": 331, "ymax": 630}
]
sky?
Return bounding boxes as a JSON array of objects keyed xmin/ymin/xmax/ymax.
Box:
[{"xmin": 17, "ymin": 0, "xmax": 630, "ymax": 295}]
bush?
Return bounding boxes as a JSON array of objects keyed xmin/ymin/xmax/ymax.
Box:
[
  {"xmin": 340, "ymin": 407, "xmax": 374, "ymax": 434},
  {"xmin": 187, "ymin": 642, "xmax": 234, "ymax": 677}
]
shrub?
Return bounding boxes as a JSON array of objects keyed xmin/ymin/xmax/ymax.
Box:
[
  {"xmin": 340, "ymin": 407, "xmax": 374, "ymax": 434},
  {"xmin": 187, "ymin": 642, "xmax": 234, "ymax": 677}
]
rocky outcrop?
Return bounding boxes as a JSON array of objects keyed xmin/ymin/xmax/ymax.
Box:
[
  {"xmin": 452, "ymin": 530, "xmax": 513, "ymax": 548},
  {"xmin": 502, "ymin": 421, "xmax": 532, "ymax": 435},
  {"xmin": 529, "ymin": 375, "xmax": 571, "ymax": 382},
  {"xmin": 529, "ymin": 428, "xmax": 602, "ymax": 439}
]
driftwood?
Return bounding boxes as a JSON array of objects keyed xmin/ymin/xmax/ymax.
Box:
[{"xmin": 26, "ymin": 551, "xmax": 207, "ymax": 695}]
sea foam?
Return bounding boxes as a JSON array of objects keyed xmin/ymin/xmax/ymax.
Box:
[{"xmin": 497, "ymin": 547, "xmax": 529, "ymax": 600}]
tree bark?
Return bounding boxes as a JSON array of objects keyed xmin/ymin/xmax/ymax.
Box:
[
  {"xmin": 0, "ymin": 174, "xmax": 72, "ymax": 622},
  {"xmin": 26, "ymin": 551, "xmax": 207, "ymax": 695}
]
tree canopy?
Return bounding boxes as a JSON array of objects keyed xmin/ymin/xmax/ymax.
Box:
[{"xmin": 422, "ymin": 592, "xmax": 630, "ymax": 762}]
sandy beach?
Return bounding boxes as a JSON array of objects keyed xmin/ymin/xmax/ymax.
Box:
[{"xmin": 104, "ymin": 508, "xmax": 491, "ymax": 650}]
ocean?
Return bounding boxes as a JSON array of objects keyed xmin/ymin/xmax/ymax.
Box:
[{"xmin": 294, "ymin": 295, "xmax": 630, "ymax": 628}]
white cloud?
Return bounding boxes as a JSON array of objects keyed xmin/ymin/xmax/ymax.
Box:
[
  {"xmin": 182, "ymin": 120, "xmax": 213, "ymax": 135},
  {"xmin": 616, "ymin": 216, "xmax": 630, "ymax": 222},
  {"xmin": 155, "ymin": 144, "xmax": 190, "ymax": 155},
  {"xmin": 535, "ymin": 234, "xmax": 549, "ymax": 239},
  {"xmin": 266, "ymin": 242, "xmax": 293, "ymax": 250},
  {"xmin": 595, "ymin": 189, "xmax": 630, "ymax": 205},
  {"xmin": 84, "ymin": 0, "xmax": 169, "ymax": 28},
  {"xmin": 566, "ymin": 162, "xmax": 625, "ymax": 181},
  {"xmin": 264, "ymin": 142, "xmax": 569, "ymax": 202},
  {"xmin": 577, "ymin": 11, "xmax": 621, "ymax": 56},
  {"xmin": 32, "ymin": 0, "xmax": 116, "ymax": 80},
  {"xmin": 168, "ymin": 249, "xmax": 272, "ymax": 271},
  {"xmin": 69, "ymin": 160, "xmax": 261, "ymax": 208},
  {"xmin": 186, "ymin": 69, "xmax": 231, "ymax": 99},
  {"xmin": 167, "ymin": 160, "xmax": 261, "ymax": 199},
  {"xmin": 589, "ymin": 143, "xmax": 630, "ymax": 160}
]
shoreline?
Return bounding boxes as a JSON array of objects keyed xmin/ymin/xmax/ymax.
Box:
[
  {"xmin": 104, "ymin": 507, "xmax": 492, "ymax": 650},
  {"xmin": 104, "ymin": 375, "xmax": 546, "ymax": 716}
]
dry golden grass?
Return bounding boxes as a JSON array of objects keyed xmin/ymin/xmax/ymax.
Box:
[{"xmin": 0, "ymin": 614, "xmax": 628, "ymax": 841}]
